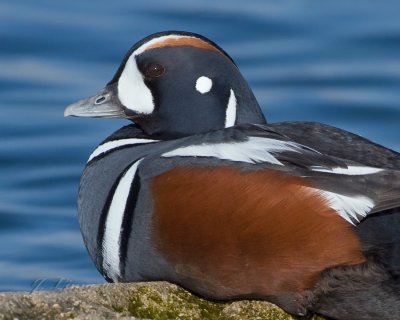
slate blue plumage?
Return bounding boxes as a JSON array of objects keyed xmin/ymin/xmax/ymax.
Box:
[{"xmin": 66, "ymin": 31, "xmax": 400, "ymax": 319}]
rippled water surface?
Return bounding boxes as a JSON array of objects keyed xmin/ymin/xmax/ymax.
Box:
[{"xmin": 1, "ymin": 0, "xmax": 400, "ymax": 291}]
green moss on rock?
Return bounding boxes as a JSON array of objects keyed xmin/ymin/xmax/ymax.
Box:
[
  {"xmin": 124, "ymin": 285, "xmax": 224, "ymax": 319},
  {"xmin": 0, "ymin": 282, "xmax": 327, "ymax": 320}
]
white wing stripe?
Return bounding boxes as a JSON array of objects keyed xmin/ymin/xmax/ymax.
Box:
[
  {"xmin": 162, "ymin": 137, "xmax": 306, "ymax": 165},
  {"xmin": 311, "ymin": 165, "xmax": 383, "ymax": 175},
  {"xmin": 88, "ymin": 138, "xmax": 159, "ymax": 162},
  {"xmin": 102, "ymin": 158, "xmax": 143, "ymax": 282},
  {"xmin": 317, "ymin": 190, "xmax": 374, "ymax": 225},
  {"xmin": 162, "ymin": 137, "xmax": 378, "ymax": 225}
]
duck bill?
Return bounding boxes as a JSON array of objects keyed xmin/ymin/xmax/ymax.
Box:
[{"xmin": 64, "ymin": 85, "xmax": 125, "ymax": 118}]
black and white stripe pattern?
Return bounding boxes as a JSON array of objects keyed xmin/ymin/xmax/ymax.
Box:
[
  {"xmin": 162, "ymin": 136, "xmax": 383, "ymax": 225},
  {"xmin": 91, "ymin": 130, "xmax": 391, "ymax": 278},
  {"xmin": 88, "ymin": 138, "xmax": 159, "ymax": 163},
  {"xmin": 161, "ymin": 136, "xmax": 306, "ymax": 165},
  {"xmin": 99, "ymin": 158, "xmax": 143, "ymax": 282}
]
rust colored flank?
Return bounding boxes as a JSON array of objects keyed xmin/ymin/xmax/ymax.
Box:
[{"xmin": 151, "ymin": 166, "xmax": 366, "ymax": 299}]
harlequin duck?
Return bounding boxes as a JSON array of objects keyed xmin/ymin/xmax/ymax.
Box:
[{"xmin": 65, "ymin": 31, "xmax": 400, "ymax": 320}]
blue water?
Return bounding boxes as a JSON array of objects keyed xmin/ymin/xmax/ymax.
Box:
[{"xmin": 1, "ymin": 0, "xmax": 400, "ymax": 291}]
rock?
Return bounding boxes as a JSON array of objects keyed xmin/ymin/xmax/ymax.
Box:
[{"xmin": 0, "ymin": 282, "xmax": 326, "ymax": 319}]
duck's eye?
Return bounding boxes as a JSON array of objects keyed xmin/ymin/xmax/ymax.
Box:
[{"xmin": 144, "ymin": 63, "xmax": 165, "ymax": 78}]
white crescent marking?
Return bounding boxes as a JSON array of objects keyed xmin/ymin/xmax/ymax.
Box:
[
  {"xmin": 102, "ymin": 158, "xmax": 143, "ymax": 282},
  {"xmin": 88, "ymin": 138, "xmax": 159, "ymax": 162},
  {"xmin": 118, "ymin": 57, "xmax": 154, "ymax": 115},
  {"xmin": 225, "ymin": 89, "xmax": 237, "ymax": 128}
]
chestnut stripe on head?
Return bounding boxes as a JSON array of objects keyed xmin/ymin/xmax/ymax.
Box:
[{"xmin": 133, "ymin": 35, "xmax": 226, "ymax": 58}]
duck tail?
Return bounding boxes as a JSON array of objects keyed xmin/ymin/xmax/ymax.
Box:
[{"xmin": 309, "ymin": 258, "xmax": 400, "ymax": 320}]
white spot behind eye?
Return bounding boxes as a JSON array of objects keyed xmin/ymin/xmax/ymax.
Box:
[{"xmin": 196, "ymin": 76, "xmax": 213, "ymax": 94}]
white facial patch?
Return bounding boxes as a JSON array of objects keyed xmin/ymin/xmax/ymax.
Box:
[
  {"xmin": 117, "ymin": 56, "xmax": 154, "ymax": 114},
  {"xmin": 225, "ymin": 89, "xmax": 237, "ymax": 127},
  {"xmin": 195, "ymin": 76, "xmax": 213, "ymax": 94}
]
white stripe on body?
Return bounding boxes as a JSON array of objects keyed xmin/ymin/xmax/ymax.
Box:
[
  {"xmin": 102, "ymin": 158, "xmax": 143, "ymax": 282},
  {"xmin": 88, "ymin": 138, "xmax": 159, "ymax": 162},
  {"xmin": 311, "ymin": 166, "xmax": 383, "ymax": 175},
  {"xmin": 162, "ymin": 136, "xmax": 308, "ymax": 166},
  {"xmin": 316, "ymin": 189, "xmax": 375, "ymax": 225}
]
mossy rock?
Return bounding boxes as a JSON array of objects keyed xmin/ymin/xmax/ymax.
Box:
[{"xmin": 0, "ymin": 281, "xmax": 326, "ymax": 320}]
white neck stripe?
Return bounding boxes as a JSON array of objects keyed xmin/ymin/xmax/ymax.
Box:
[{"xmin": 225, "ymin": 89, "xmax": 237, "ymax": 128}]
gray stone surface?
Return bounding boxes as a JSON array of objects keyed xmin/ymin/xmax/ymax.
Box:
[{"xmin": 0, "ymin": 282, "xmax": 325, "ymax": 320}]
